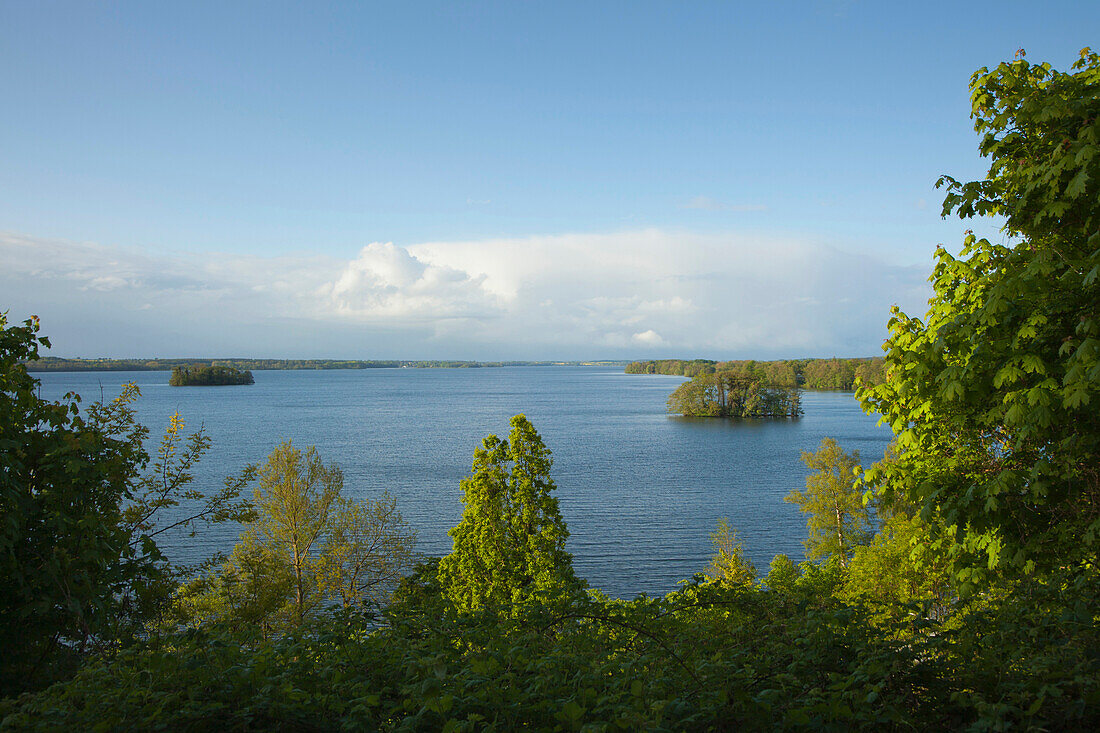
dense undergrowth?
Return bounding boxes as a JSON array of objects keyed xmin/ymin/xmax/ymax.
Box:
[{"xmin": 3, "ymin": 567, "xmax": 1097, "ymax": 731}]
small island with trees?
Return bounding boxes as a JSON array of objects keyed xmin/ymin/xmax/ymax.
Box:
[
  {"xmin": 169, "ymin": 365, "xmax": 255, "ymax": 386},
  {"xmin": 668, "ymin": 370, "xmax": 802, "ymax": 418},
  {"xmin": 636, "ymin": 358, "xmax": 883, "ymax": 419}
]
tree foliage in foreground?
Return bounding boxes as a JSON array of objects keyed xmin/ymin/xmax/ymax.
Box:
[
  {"xmin": 4, "ymin": 568, "xmax": 1097, "ymax": 731},
  {"xmin": 0, "ymin": 315, "xmax": 254, "ymax": 696},
  {"xmin": 859, "ymin": 48, "xmax": 1100, "ymax": 584},
  {"xmin": 171, "ymin": 443, "xmax": 417, "ymax": 633},
  {"xmin": 439, "ymin": 415, "xmax": 582, "ymax": 615},
  {"xmin": 252, "ymin": 441, "xmax": 342, "ymax": 622},
  {"xmin": 785, "ymin": 438, "xmax": 873, "ymax": 566}
]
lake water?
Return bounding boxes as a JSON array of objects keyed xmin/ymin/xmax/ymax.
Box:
[{"xmin": 35, "ymin": 367, "xmax": 893, "ymax": 598}]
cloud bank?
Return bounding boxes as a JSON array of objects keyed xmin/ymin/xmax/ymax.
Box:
[{"xmin": 0, "ymin": 229, "xmax": 930, "ymax": 359}]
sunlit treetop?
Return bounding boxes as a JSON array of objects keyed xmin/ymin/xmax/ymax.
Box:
[{"xmin": 860, "ymin": 48, "xmax": 1100, "ymax": 588}]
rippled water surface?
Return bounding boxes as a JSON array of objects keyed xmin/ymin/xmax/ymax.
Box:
[{"xmin": 36, "ymin": 367, "xmax": 892, "ymax": 598}]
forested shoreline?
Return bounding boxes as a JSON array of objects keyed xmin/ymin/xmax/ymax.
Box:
[
  {"xmin": 3, "ymin": 51, "xmax": 1100, "ymax": 730},
  {"xmin": 25, "ymin": 357, "xmax": 627, "ymax": 372},
  {"xmin": 640, "ymin": 357, "xmax": 882, "ymax": 418},
  {"xmin": 626, "ymin": 357, "xmax": 886, "ymax": 390}
]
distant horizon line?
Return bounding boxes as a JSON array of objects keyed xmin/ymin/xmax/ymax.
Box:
[{"xmin": 24, "ymin": 355, "xmax": 883, "ymax": 372}]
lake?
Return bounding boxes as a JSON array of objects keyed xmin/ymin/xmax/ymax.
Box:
[{"xmin": 35, "ymin": 367, "xmax": 893, "ymax": 598}]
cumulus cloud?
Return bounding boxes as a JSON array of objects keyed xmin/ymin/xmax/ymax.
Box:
[
  {"xmin": 321, "ymin": 242, "xmax": 499, "ymax": 321},
  {"xmin": 0, "ymin": 229, "xmax": 930, "ymax": 358},
  {"xmin": 632, "ymin": 330, "xmax": 665, "ymax": 346}
]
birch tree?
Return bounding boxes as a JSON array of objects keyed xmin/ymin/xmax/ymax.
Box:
[{"xmin": 785, "ymin": 438, "xmax": 872, "ymax": 565}]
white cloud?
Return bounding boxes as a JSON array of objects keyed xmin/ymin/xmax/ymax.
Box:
[
  {"xmin": 320, "ymin": 242, "xmax": 498, "ymax": 321},
  {"xmin": 0, "ymin": 228, "xmax": 930, "ymax": 359},
  {"xmin": 632, "ymin": 329, "xmax": 665, "ymax": 346}
]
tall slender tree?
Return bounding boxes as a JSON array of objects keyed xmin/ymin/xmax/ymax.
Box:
[
  {"xmin": 439, "ymin": 415, "xmax": 581, "ymax": 614},
  {"xmin": 705, "ymin": 517, "xmax": 757, "ymax": 586},
  {"xmin": 252, "ymin": 441, "xmax": 341, "ymax": 622},
  {"xmin": 785, "ymin": 438, "xmax": 872, "ymax": 566}
]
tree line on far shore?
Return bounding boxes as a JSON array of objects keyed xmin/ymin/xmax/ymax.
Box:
[
  {"xmin": 626, "ymin": 356, "xmax": 886, "ymax": 390},
  {"xmin": 26, "ymin": 357, "xmax": 625, "ymax": 372}
]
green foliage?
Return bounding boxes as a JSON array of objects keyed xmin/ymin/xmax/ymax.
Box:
[
  {"xmin": 173, "ymin": 444, "xmax": 418, "ymax": 632},
  {"xmin": 667, "ymin": 370, "xmax": 802, "ymax": 418},
  {"xmin": 859, "ymin": 49, "xmax": 1100, "ymax": 583},
  {"xmin": 439, "ymin": 415, "xmax": 582, "ymax": 615},
  {"xmin": 251, "ymin": 441, "xmax": 342, "ymax": 622},
  {"xmin": 169, "ymin": 533, "xmax": 296, "ymax": 638},
  {"xmin": 0, "ymin": 315, "xmax": 147, "ymax": 695},
  {"xmin": 628, "ymin": 357, "xmax": 887, "ymax": 389},
  {"xmin": 7, "ymin": 571, "xmax": 1098, "ymax": 731},
  {"xmin": 705, "ymin": 517, "xmax": 757, "ymax": 586},
  {"xmin": 785, "ymin": 438, "xmax": 873, "ymax": 565},
  {"xmin": 842, "ymin": 514, "xmax": 954, "ymax": 624},
  {"xmin": 316, "ymin": 492, "xmax": 418, "ymax": 609},
  {"xmin": 763, "ymin": 554, "xmax": 801, "ymax": 593},
  {"xmin": 169, "ymin": 365, "xmax": 254, "ymax": 386},
  {"xmin": 0, "ymin": 315, "xmax": 253, "ymax": 696}
]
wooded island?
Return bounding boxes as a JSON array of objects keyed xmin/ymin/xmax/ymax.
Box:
[
  {"xmin": 169, "ymin": 365, "xmax": 255, "ymax": 386},
  {"xmin": 667, "ymin": 372, "xmax": 802, "ymax": 418},
  {"xmin": 634, "ymin": 358, "xmax": 880, "ymax": 418}
]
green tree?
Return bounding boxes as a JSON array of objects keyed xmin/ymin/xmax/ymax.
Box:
[
  {"xmin": 842, "ymin": 514, "xmax": 954, "ymax": 624},
  {"xmin": 705, "ymin": 517, "xmax": 757, "ymax": 586},
  {"xmin": 785, "ymin": 438, "xmax": 872, "ymax": 566},
  {"xmin": 316, "ymin": 492, "xmax": 418, "ymax": 608},
  {"xmin": 858, "ymin": 49, "xmax": 1100, "ymax": 584},
  {"xmin": 252, "ymin": 441, "xmax": 342, "ymax": 622},
  {"xmin": 170, "ymin": 533, "xmax": 295, "ymax": 639},
  {"xmin": 438, "ymin": 414, "xmax": 581, "ymax": 614},
  {"xmin": 177, "ymin": 445, "xmax": 417, "ymax": 629},
  {"xmin": 762, "ymin": 554, "xmax": 801, "ymax": 594},
  {"xmin": 0, "ymin": 315, "xmax": 252, "ymax": 695},
  {"xmin": 1, "ymin": 316, "xmax": 144, "ymax": 694}
]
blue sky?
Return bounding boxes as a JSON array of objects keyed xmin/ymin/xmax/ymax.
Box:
[{"xmin": 2, "ymin": 1, "xmax": 1095, "ymax": 358}]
